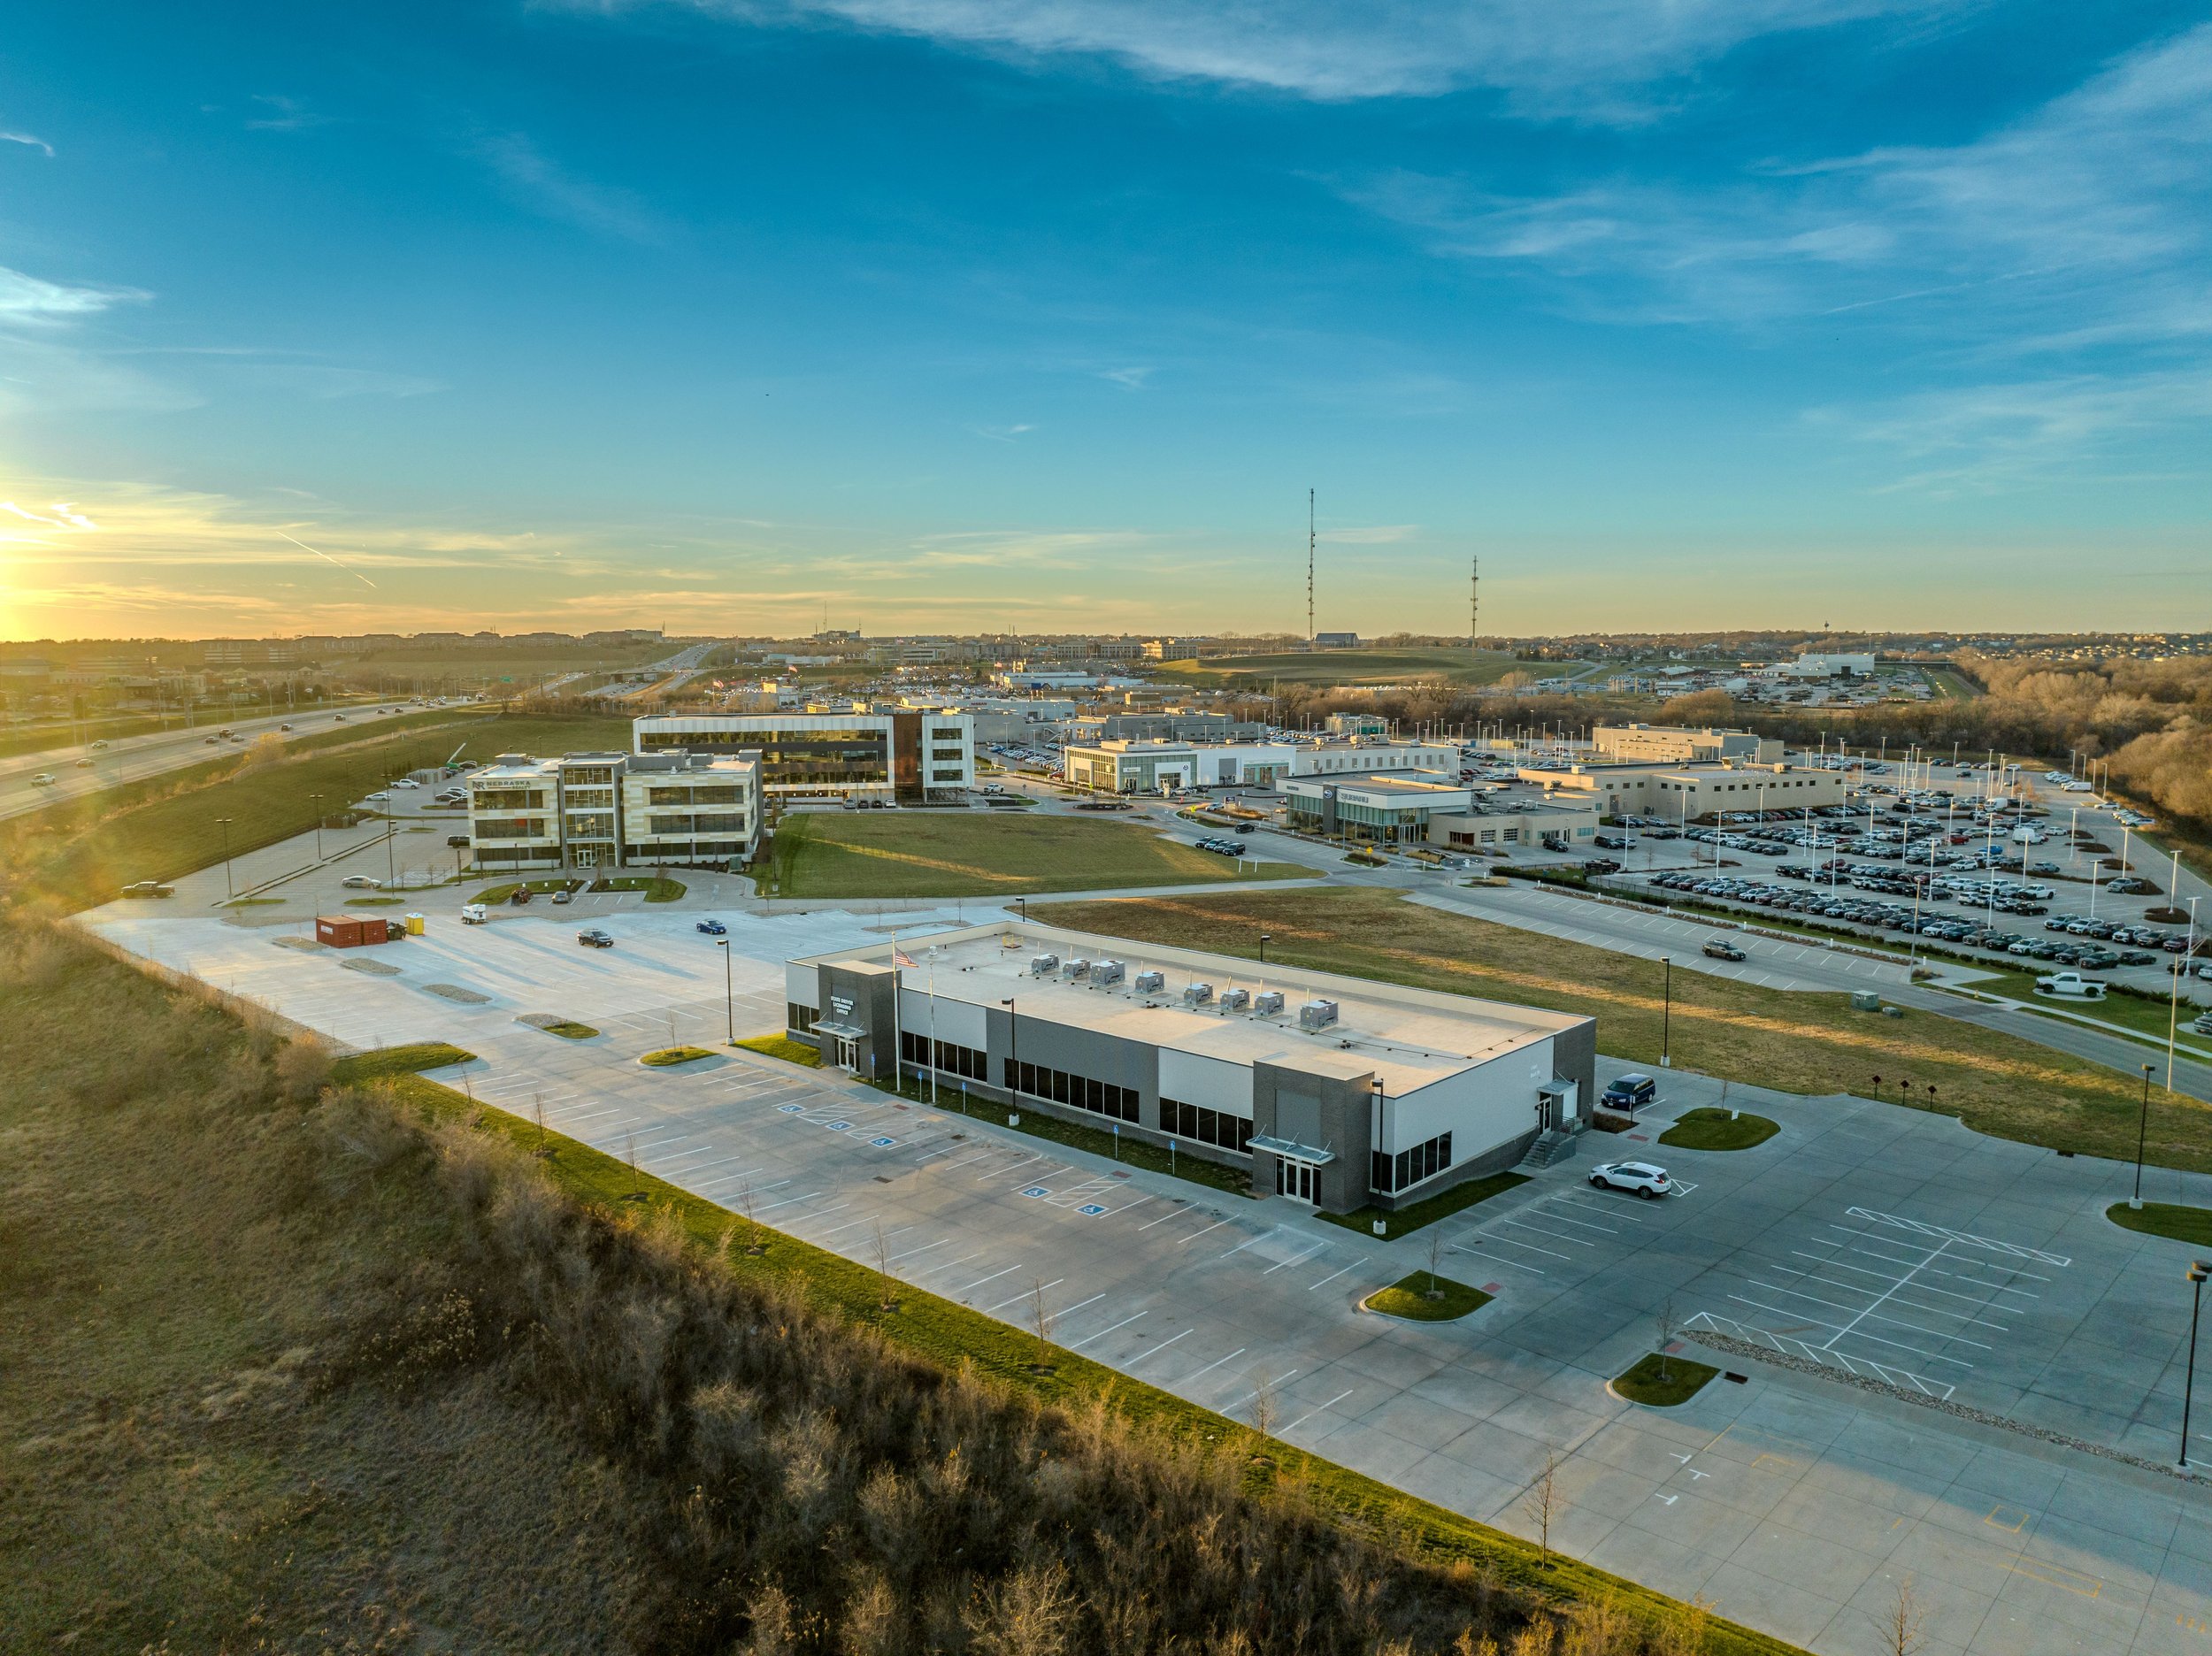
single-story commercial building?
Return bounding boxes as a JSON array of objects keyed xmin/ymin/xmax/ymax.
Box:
[
  {"xmin": 1428, "ymin": 792, "xmax": 1602, "ymax": 853},
  {"xmin": 1064, "ymin": 738, "xmax": 1458, "ymax": 795},
  {"xmin": 1591, "ymin": 724, "xmax": 1781, "ymax": 765},
  {"xmin": 1516, "ymin": 758, "xmax": 1849, "ymax": 822},
  {"xmin": 1281, "ymin": 774, "xmax": 1474, "ymax": 843},
  {"xmin": 785, "ymin": 923, "xmax": 1597, "ymax": 1213}
]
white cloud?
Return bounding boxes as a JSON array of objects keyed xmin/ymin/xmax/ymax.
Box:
[
  {"xmin": 649, "ymin": 0, "xmax": 1953, "ymax": 110},
  {"xmin": 0, "ymin": 265, "xmax": 142, "ymax": 325},
  {"xmin": 475, "ymin": 132, "xmax": 666, "ymax": 242},
  {"xmin": 1, "ymin": 130, "xmax": 54, "ymax": 157},
  {"xmin": 1098, "ymin": 365, "xmax": 1153, "ymax": 389},
  {"xmin": 972, "ymin": 421, "xmax": 1034, "ymax": 441}
]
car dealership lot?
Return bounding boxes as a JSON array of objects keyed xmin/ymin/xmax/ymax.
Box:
[{"xmin": 80, "ymin": 898, "xmax": 2212, "ymax": 1655}]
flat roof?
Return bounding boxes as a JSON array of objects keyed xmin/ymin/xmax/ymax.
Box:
[
  {"xmin": 1284, "ymin": 772, "xmax": 1468, "ymax": 795},
  {"xmin": 796, "ymin": 922, "xmax": 1582, "ymax": 1095}
]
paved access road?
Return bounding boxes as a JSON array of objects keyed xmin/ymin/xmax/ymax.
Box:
[{"xmin": 82, "ymin": 892, "xmax": 2212, "ymax": 1656}]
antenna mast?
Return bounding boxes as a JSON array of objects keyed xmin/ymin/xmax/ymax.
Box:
[
  {"xmin": 1306, "ymin": 488, "xmax": 1316, "ymax": 643},
  {"xmin": 1471, "ymin": 555, "xmax": 1479, "ymax": 654}
]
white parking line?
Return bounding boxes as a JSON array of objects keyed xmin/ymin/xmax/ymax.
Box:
[
  {"xmin": 956, "ymin": 1265, "xmax": 1021, "ymax": 1294},
  {"xmin": 1067, "ymin": 1310, "xmax": 1148, "ymax": 1351},
  {"xmin": 1282, "ymin": 1389, "xmax": 1356, "ymax": 1435},
  {"xmin": 1121, "ymin": 1328, "xmax": 1192, "ymax": 1369},
  {"xmin": 1307, "ymin": 1262, "xmax": 1359, "ymax": 1292},
  {"xmin": 1261, "ymin": 1241, "xmax": 1331, "ymax": 1275},
  {"xmin": 981, "ymin": 1277, "xmax": 1064, "ymax": 1315},
  {"xmin": 1178, "ymin": 1346, "xmax": 1248, "ymax": 1386},
  {"xmin": 756, "ymin": 1189, "xmax": 830, "ymax": 1213}
]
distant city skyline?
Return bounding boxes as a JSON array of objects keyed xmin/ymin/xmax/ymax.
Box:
[{"xmin": 3, "ymin": 2, "xmax": 2206, "ymax": 640}]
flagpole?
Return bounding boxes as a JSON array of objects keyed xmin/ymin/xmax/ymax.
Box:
[
  {"xmin": 926, "ymin": 946, "xmax": 940, "ymax": 1108},
  {"xmin": 889, "ymin": 926, "xmax": 902, "ymax": 1093}
]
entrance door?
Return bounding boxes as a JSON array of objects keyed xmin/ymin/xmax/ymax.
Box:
[
  {"xmin": 830, "ymin": 1034, "xmax": 858, "ymax": 1071},
  {"xmin": 1274, "ymin": 1157, "xmax": 1317, "ymax": 1204}
]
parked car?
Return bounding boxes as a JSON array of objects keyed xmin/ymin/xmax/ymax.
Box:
[
  {"xmin": 446, "ymin": 833, "xmax": 472, "ymax": 847},
  {"xmin": 119, "ymin": 880, "xmax": 174, "ymax": 898},
  {"xmin": 1601, "ymin": 1073, "xmax": 1656, "ymax": 1112},
  {"xmin": 2036, "ymin": 970, "xmax": 2107, "ymax": 1000},
  {"xmin": 551, "ymin": 888, "xmax": 574, "ymax": 904},
  {"xmin": 1701, "ymin": 939, "xmax": 1747, "ymax": 961},
  {"xmin": 577, "ymin": 928, "xmax": 614, "ymax": 948},
  {"xmin": 695, "ymin": 918, "xmax": 728, "ymax": 935},
  {"xmin": 341, "ymin": 875, "xmax": 380, "ymax": 889},
  {"xmin": 392, "ymin": 778, "xmax": 421, "ymax": 789},
  {"xmin": 511, "ymin": 887, "xmax": 533, "ymax": 904},
  {"xmin": 1590, "ymin": 1161, "xmax": 1673, "ymax": 1199}
]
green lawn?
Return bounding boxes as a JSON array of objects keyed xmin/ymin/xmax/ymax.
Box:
[
  {"xmin": 735, "ymin": 1033, "xmax": 823, "ymax": 1067},
  {"xmin": 1363, "ymin": 1273, "xmax": 1493, "ymax": 1321},
  {"xmin": 589, "ymin": 875, "xmax": 686, "ymax": 901},
  {"xmin": 1658, "ymin": 1108, "xmax": 1781, "ymax": 1151},
  {"xmin": 471, "ymin": 878, "xmax": 584, "ymax": 903},
  {"xmin": 1613, "ymin": 1353, "xmax": 1720, "ymax": 1407},
  {"xmin": 1042, "ymin": 887, "xmax": 2212, "ymax": 1175},
  {"xmin": 2108, "ymin": 1202, "xmax": 2212, "ymax": 1247},
  {"xmin": 539, "ymin": 1020, "xmax": 600, "ymax": 1039},
  {"xmin": 762, "ymin": 810, "xmax": 1305, "ymax": 899},
  {"xmin": 641, "ymin": 1046, "xmax": 715, "ymax": 1067},
  {"xmin": 1952, "ymin": 970, "xmax": 2210, "ymax": 1046},
  {"xmin": 1319, "ymin": 1169, "xmax": 1531, "ymax": 1240}
]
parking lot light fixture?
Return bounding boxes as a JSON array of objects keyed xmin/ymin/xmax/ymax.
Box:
[
  {"xmin": 2134, "ymin": 1064, "xmax": 2154, "ymax": 1208},
  {"xmin": 215, "ymin": 816, "xmax": 235, "ymax": 897},
  {"xmin": 308, "ymin": 793, "xmax": 325, "ymax": 860},
  {"xmin": 1259, "ymin": 932, "xmax": 1271, "ymax": 965},
  {"xmin": 2186, "ymin": 1261, "xmax": 2210, "ymax": 1468},
  {"xmin": 718, "ymin": 939, "xmax": 733, "ymax": 1045},
  {"xmin": 1660, "ymin": 957, "xmax": 1671, "ymax": 1068},
  {"xmin": 1000, "ymin": 998, "xmax": 1018, "ymax": 1109}
]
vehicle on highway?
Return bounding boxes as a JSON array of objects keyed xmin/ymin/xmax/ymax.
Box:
[
  {"xmin": 577, "ymin": 928, "xmax": 614, "ymax": 948},
  {"xmin": 89, "ymin": 739, "xmax": 109, "ymax": 749},
  {"xmin": 695, "ymin": 918, "xmax": 727, "ymax": 935},
  {"xmin": 1233, "ymin": 823, "xmax": 1256, "ymax": 834},
  {"xmin": 119, "ymin": 880, "xmax": 174, "ymax": 898},
  {"xmin": 551, "ymin": 888, "xmax": 574, "ymax": 904},
  {"xmin": 280, "ymin": 724, "xmax": 293, "ymax": 731},
  {"xmin": 29, "ymin": 771, "xmax": 56, "ymax": 786},
  {"xmin": 204, "ymin": 735, "xmax": 220, "ymax": 744},
  {"xmin": 1701, "ymin": 939, "xmax": 1747, "ymax": 961},
  {"xmin": 73, "ymin": 757, "xmax": 93, "ymax": 767},
  {"xmin": 1590, "ymin": 1161, "xmax": 1672, "ymax": 1199},
  {"xmin": 341, "ymin": 875, "xmax": 380, "ymax": 889}
]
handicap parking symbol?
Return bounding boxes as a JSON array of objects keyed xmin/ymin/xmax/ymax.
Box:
[
  {"xmin": 870, "ymin": 1137, "xmax": 896, "ymax": 1147},
  {"xmin": 1077, "ymin": 1204, "xmax": 1108, "ymax": 1216},
  {"xmin": 1020, "ymin": 1185, "xmax": 1051, "ymax": 1199},
  {"xmin": 825, "ymin": 1121, "xmax": 851, "ymax": 1131},
  {"xmin": 776, "ymin": 1104, "xmax": 803, "ymax": 1114}
]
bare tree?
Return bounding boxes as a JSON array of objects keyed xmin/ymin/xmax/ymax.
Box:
[
  {"xmin": 1652, "ymin": 1595, "xmax": 1712, "ymax": 1656},
  {"xmin": 1882, "ymin": 1576, "xmax": 1927, "ymax": 1656},
  {"xmin": 626, "ymin": 1130, "xmax": 641, "ymax": 1200},
  {"xmin": 1027, "ymin": 1278, "xmax": 1055, "ymax": 1369},
  {"xmin": 736, "ymin": 1178, "xmax": 766, "ymax": 1254},
  {"xmin": 1248, "ymin": 1372, "xmax": 1279, "ymax": 1440},
  {"xmin": 1522, "ymin": 1448, "xmax": 1563, "ymax": 1568},
  {"xmin": 1425, "ymin": 1230, "xmax": 1448, "ymax": 1300},
  {"xmin": 1655, "ymin": 1296, "xmax": 1678, "ymax": 1383},
  {"xmin": 872, "ymin": 1221, "xmax": 897, "ymax": 1312},
  {"xmin": 533, "ymin": 1090, "xmax": 549, "ymax": 1158}
]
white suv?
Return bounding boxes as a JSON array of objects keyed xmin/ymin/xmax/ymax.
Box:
[{"xmin": 1590, "ymin": 1161, "xmax": 1673, "ymax": 1199}]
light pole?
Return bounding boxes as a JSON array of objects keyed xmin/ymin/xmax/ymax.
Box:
[
  {"xmin": 2134, "ymin": 1063, "xmax": 2154, "ymax": 1208},
  {"xmin": 1660, "ymin": 956, "xmax": 1672, "ymax": 1069},
  {"xmin": 216, "ymin": 816, "xmax": 235, "ymax": 898},
  {"xmin": 308, "ymin": 793, "xmax": 325, "ymax": 860},
  {"xmin": 1001, "ymin": 997, "xmax": 1018, "ymax": 1111},
  {"xmin": 718, "ymin": 939, "xmax": 733, "ymax": 1045},
  {"xmin": 2185, "ymin": 1261, "xmax": 2209, "ymax": 1468},
  {"xmin": 1259, "ymin": 932, "xmax": 1271, "ymax": 966},
  {"xmin": 2170, "ymin": 896, "xmax": 2201, "ymax": 1092}
]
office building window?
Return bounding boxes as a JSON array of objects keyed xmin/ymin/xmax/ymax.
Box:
[
  {"xmin": 1371, "ymin": 1131, "xmax": 1452, "ymax": 1194},
  {"xmin": 1163, "ymin": 1097, "xmax": 1252, "ymax": 1154},
  {"xmin": 1002, "ymin": 1057, "xmax": 1138, "ymax": 1123},
  {"xmin": 787, "ymin": 1002, "xmax": 818, "ymax": 1035},
  {"xmin": 898, "ymin": 1030, "xmax": 987, "ymax": 1080}
]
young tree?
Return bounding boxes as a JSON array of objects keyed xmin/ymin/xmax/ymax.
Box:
[
  {"xmin": 1522, "ymin": 1449, "xmax": 1564, "ymax": 1568},
  {"xmin": 1425, "ymin": 1230, "xmax": 1448, "ymax": 1300},
  {"xmin": 1027, "ymin": 1277, "xmax": 1055, "ymax": 1369},
  {"xmin": 1883, "ymin": 1576, "xmax": 1928, "ymax": 1656},
  {"xmin": 872, "ymin": 1220, "xmax": 897, "ymax": 1312},
  {"xmin": 1655, "ymin": 1296, "xmax": 1678, "ymax": 1383},
  {"xmin": 1248, "ymin": 1372, "xmax": 1279, "ymax": 1440}
]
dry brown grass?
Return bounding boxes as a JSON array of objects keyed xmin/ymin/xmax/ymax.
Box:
[{"xmin": 1041, "ymin": 888, "xmax": 2212, "ymax": 1172}]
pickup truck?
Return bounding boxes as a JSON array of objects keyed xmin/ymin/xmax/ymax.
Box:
[{"xmin": 2035, "ymin": 970, "xmax": 2108, "ymax": 1000}]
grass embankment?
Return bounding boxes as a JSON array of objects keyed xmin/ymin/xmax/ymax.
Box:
[
  {"xmin": 471, "ymin": 877, "xmax": 583, "ymax": 903},
  {"xmin": 641, "ymin": 1045, "xmax": 716, "ymax": 1067},
  {"xmin": 1, "ymin": 709, "xmax": 635, "ymax": 913},
  {"xmin": 1953, "ymin": 969, "xmax": 2212, "ymax": 1046},
  {"xmin": 1364, "ymin": 1275, "xmax": 1493, "ymax": 1321},
  {"xmin": 2108, "ymin": 1203, "xmax": 2212, "ymax": 1246},
  {"xmin": 1154, "ymin": 648, "xmax": 1556, "ymax": 688},
  {"xmin": 736, "ymin": 1032, "xmax": 822, "ymax": 1067},
  {"xmin": 762, "ymin": 810, "xmax": 1305, "ymax": 899},
  {"xmin": 1322, "ymin": 1170, "xmax": 1531, "ymax": 1241},
  {"xmin": 4, "ymin": 928, "xmax": 1793, "ymax": 1655},
  {"xmin": 590, "ymin": 875, "xmax": 686, "ymax": 901},
  {"xmin": 1658, "ymin": 1109, "xmax": 1780, "ymax": 1152},
  {"xmin": 1044, "ymin": 887, "xmax": 2212, "ymax": 1174},
  {"xmin": 1613, "ymin": 1353, "xmax": 1720, "ymax": 1407}
]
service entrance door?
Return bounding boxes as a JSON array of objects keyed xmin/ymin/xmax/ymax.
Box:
[{"xmin": 1274, "ymin": 1156, "xmax": 1318, "ymax": 1205}]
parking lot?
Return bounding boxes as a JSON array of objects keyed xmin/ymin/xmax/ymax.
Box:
[{"xmin": 81, "ymin": 884, "xmax": 2212, "ymax": 1654}]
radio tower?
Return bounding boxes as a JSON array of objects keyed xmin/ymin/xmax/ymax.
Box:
[
  {"xmin": 1471, "ymin": 556, "xmax": 1479, "ymax": 654},
  {"xmin": 1306, "ymin": 489, "xmax": 1316, "ymax": 643}
]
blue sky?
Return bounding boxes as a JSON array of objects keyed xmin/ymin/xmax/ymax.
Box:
[{"xmin": 1, "ymin": 0, "xmax": 2207, "ymax": 640}]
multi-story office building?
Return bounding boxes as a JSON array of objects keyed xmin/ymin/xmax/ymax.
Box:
[
  {"xmin": 1517, "ymin": 758, "xmax": 1848, "ymax": 821},
  {"xmin": 786, "ymin": 922, "xmax": 1597, "ymax": 1213},
  {"xmin": 465, "ymin": 750, "xmax": 761, "ymax": 872},
  {"xmin": 633, "ymin": 711, "xmax": 974, "ymax": 805},
  {"xmin": 1591, "ymin": 724, "xmax": 1781, "ymax": 764}
]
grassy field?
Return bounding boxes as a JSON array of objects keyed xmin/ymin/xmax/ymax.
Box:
[
  {"xmin": 1155, "ymin": 648, "xmax": 1555, "ymax": 688},
  {"xmin": 2, "ymin": 926, "xmax": 1794, "ymax": 1656},
  {"xmin": 763, "ymin": 809, "xmax": 1307, "ymax": 899},
  {"xmin": 1043, "ymin": 887, "xmax": 2212, "ymax": 1174},
  {"xmin": 589, "ymin": 874, "xmax": 685, "ymax": 901},
  {"xmin": 1658, "ymin": 1108, "xmax": 1780, "ymax": 1151},
  {"xmin": 2108, "ymin": 1202, "xmax": 2212, "ymax": 1246},
  {"xmin": 1, "ymin": 709, "xmax": 634, "ymax": 913},
  {"xmin": 1948, "ymin": 970, "xmax": 2212, "ymax": 1047},
  {"xmin": 1320, "ymin": 1169, "xmax": 1530, "ymax": 1240},
  {"xmin": 1924, "ymin": 668, "xmax": 1985, "ymax": 702}
]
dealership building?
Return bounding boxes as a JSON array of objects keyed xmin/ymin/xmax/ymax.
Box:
[
  {"xmin": 1063, "ymin": 737, "xmax": 1457, "ymax": 795},
  {"xmin": 1515, "ymin": 757, "xmax": 1850, "ymax": 822},
  {"xmin": 634, "ymin": 711, "xmax": 975, "ymax": 805},
  {"xmin": 785, "ymin": 923, "xmax": 1597, "ymax": 1212},
  {"xmin": 465, "ymin": 750, "xmax": 763, "ymax": 871}
]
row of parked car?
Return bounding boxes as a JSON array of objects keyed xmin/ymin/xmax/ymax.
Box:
[{"xmin": 1190, "ymin": 832, "xmax": 1254, "ymax": 856}]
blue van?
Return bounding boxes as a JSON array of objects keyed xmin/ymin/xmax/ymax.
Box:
[{"xmin": 1601, "ymin": 1073, "xmax": 1656, "ymax": 1113}]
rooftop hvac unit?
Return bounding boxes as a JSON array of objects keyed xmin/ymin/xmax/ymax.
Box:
[
  {"xmin": 1299, "ymin": 999, "xmax": 1340, "ymax": 1031},
  {"xmin": 1255, "ymin": 990, "xmax": 1285, "ymax": 1015},
  {"xmin": 1030, "ymin": 953, "xmax": 1060, "ymax": 977},
  {"xmin": 1218, "ymin": 987, "xmax": 1250, "ymax": 1012},
  {"xmin": 1133, "ymin": 970, "xmax": 1164, "ymax": 993},
  {"xmin": 1062, "ymin": 957, "xmax": 1091, "ymax": 979},
  {"xmin": 1183, "ymin": 983, "xmax": 1214, "ymax": 1007},
  {"xmin": 1093, "ymin": 960, "xmax": 1125, "ymax": 985}
]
